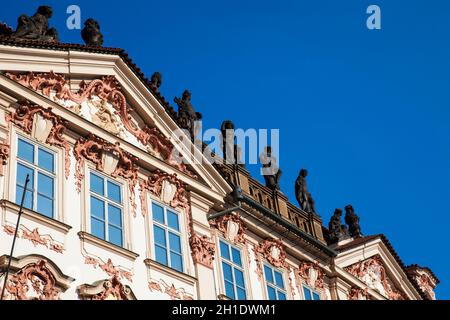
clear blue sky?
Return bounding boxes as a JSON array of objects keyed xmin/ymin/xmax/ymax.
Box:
[{"xmin": 2, "ymin": 0, "xmax": 449, "ymax": 299}]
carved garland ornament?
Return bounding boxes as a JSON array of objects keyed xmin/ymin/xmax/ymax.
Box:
[
  {"xmin": 83, "ymin": 256, "xmax": 133, "ymax": 282},
  {"xmin": 345, "ymin": 255, "xmax": 406, "ymax": 300},
  {"xmin": 87, "ymin": 276, "xmax": 133, "ymax": 300},
  {"xmin": 73, "ymin": 133, "xmax": 139, "ymax": 215},
  {"xmin": 3, "ymin": 224, "xmax": 64, "ymax": 254},
  {"xmin": 2, "ymin": 260, "xmax": 61, "ymax": 300},
  {"xmin": 348, "ymin": 287, "xmax": 369, "ymax": 300},
  {"xmin": 6, "ymin": 72, "xmax": 196, "ymax": 177},
  {"xmin": 148, "ymin": 279, "xmax": 194, "ymax": 300},
  {"xmin": 209, "ymin": 213, "xmax": 246, "ymax": 245},
  {"xmin": 0, "ymin": 142, "xmax": 10, "ymax": 176},
  {"xmin": 6, "ymin": 100, "xmax": 71, "ymax": 179},
  {"xmin": 297, "ymin": 261, "xmax": 325, "ymax": 290}
]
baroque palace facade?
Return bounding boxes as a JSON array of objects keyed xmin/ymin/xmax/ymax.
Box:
[{"xmin": 0, "ymin": 6, "xmax": 439, "ymax": 300}]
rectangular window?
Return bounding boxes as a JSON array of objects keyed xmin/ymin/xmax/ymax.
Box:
[
  {"xmin": 16, "ymin": 137, "xmax": 55, "ymax": 218},
  {"xmin": 303, "ymin": 285, "xmax": 320, "ymax": 300},
  {"xmin": 263, "ymin": 264, "xmax": 287, "ymax": 300},
  {"xmin": 151, "ymin": 202, "xmax": 183, "ymax": 272},
  {"xmin": 219, "ymin": 240, "xmax": 247, "ymax": 300},
  {"xmin": 89, "ymin": 172, "xmax": 123, "ymax": 247}
]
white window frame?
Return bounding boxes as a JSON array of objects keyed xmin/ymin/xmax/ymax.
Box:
[
  {"xmin": 263, "ymin": 263, "xmax": 288, "ymax": 300},
  {"xmin": 302, "ymin": 284, "xmax": 321, "ymax": 300}
]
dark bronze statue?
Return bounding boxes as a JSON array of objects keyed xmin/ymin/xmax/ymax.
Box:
[
  {"xmin": 261, "ymin": 146, "xmax": 282, "ymax": 191},
  {"xmin": 150, "ymin": 72, "xmax": 162, "ymax": 90},
  {"xmin": 295, "ymin": 169, "xmax": 316, "ymax": 213},
  {"xmin": 81, "ymin": 18, "xmax": 103, "ymax": 46},
  {"xmin": 220, "ymin": 120, "xmax": 243, "ymax": 165},
  {"xmin": 174, "ymin": 90, "xmax": 202, "ymax": 139},
  {"xmin": 11, "ymin": 6, "xmax": 58, "ymax": 42},
  {"xmin": 344, "ymin": 205, "xmax": 362, "ymax": 238},
  {"xmin": 328, "ymin": 208, "xmax": 350, "ymax": 243}
]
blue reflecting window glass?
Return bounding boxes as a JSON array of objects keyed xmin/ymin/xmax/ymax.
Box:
[
  {"xmin": 170, "ymin": 252, "xmax": 183, "ymax": 272},
  {"xmin": 89, "ymin": 172, "xmax": 123, "ymax": 247},
  {"xmin": 16, "ymin": 163, "xmax": 34, "ymax": 210},
  {"xmin": 267, "ymin": 286, "xmax": 277, "ymax": 300},
  {"xmin": 38, "ymin": 148, "xmax": 54, "ymax": 173},
  {"xmin": 264, "ymin": 265, "xmax": 287, "ymax": 300},
  {"xmin": 152, "ymin": 203, "xmax": 165, "ymax": 224},
  {"xmin": 155, "ymin": 245, "xmax": 167, "ymax": 265},
  {"xmin": 169, "ymin": 232, "xmax": 181, "ymax": 253},
  {"xmin": 18, "ymin": 139, "xmax": 34, "ymax": 163},
  {"xmin": 167, "ymin": 210, "xmax": 179, "ymax": 231},
  {"xmin": 264, "ymin": 265, "xmax": 274, "ymax": 284},
  {"xmin": 274, "ymin": 270, "xmax": 284, "ymax": 288},
  {"xmin": 313, "ymin": 292, "xmax": 320, "ymax": 301},
  {"xmin": 278, "ymin": 291, "xmax": 287, "ymax": 300},
  {"xmin": 220, "ymin": 241, "xmax": 246, "ymax": 300},
  {"xmin": 303, "ymin": 286, "xmax": 312, "ymax": 300}
]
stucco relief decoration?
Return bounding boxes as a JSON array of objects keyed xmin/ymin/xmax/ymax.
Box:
[
  {"xmin": 209, "ymin": 213, "xmax": 246, "ymax": 245},
  {"xmin": 348, "ymin": 287, "xmax": 369, "ymax": 300},
  {"xmin": 6, "ymin": 100, "xmax": 71, "ymax": 178},
  {"xmin": 297, "ymin": 261, "xmax": 324, "ymax": 289},
  {"xmin": 255, "ymin": 238, "xmax": 287, "ymax": 269},
  {"xmin": 0, "ymin": 142, "xmax": 10, "ymax": 176},
  {"xmin": 139, "ymin": 169, "xmax": 187, "ymax": 217},
  {"xmin": 189, "ymin": 233, "xmax": 215, "ymax": 269},
  {"xmin": 406, "ymin": 266, "xmax": 437, "ymax": 300},
  {"xmin": 83, "ymin": 256, "xmax": 133, "ymax": 282},
  {"xmin": 345, "ymin": 255, "xmax": 406, "ymax": 300},
  {"xmin": 85, "ymin": 276, "xmax": 133, "ymax": 300},
  {"xmin": 6, "ymin": 72, "xmax": 196, "ymax": 177},
  {"xmin": 3, "ymin": 224, "xmax": 64, "ymax": 254},
  {"xmin": 73, "ymin": 133, "xmax": 138, "ymax": 215},
  {"xmin": 1, "ymin": 260, "xmax": 60, "ymax": 300},
  {"xmin": 148, "ymin": 279, "xmax": 194, "ymax": 300}
]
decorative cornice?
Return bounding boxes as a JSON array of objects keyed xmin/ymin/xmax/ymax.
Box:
[
  {"xmin": 209, "ymin": 213, "xmax": 246, "ymax": 245},
  {"xmin": 73, "ymin": 133, "xmax": 138, "ymax": 215},
  {"xmin": 6, "ymin": 100, "xmax": 71, "ymax": 179}
]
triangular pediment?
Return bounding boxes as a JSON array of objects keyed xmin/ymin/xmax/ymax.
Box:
[{"xmin": 0, "ymin": 52, "xmax": 232, "ymax": 200}]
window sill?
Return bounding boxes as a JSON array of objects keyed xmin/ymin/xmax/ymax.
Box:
[
  {"xmin": 0, "ymin": 199, "xmax": 72, "ymax": 234},
  {"xmin": 78, "ymin": 231, "xmax": 139, "ymax": 261},
  {"xmin": 144, "ymin": 258, "xmax": 197, "ymax": 285}
]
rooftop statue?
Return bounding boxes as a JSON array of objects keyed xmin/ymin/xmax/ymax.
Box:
[
  {"xmin": 261, "ymin": 146, "xmax": 282, "ymax": 191},
  {"xmin": 344, "ymin": 204, "xmax": 362, "ymax": 238},
  {"xmin": 220, "ymin": 120, "xmax": 243, "ymax": 166},
  {"xmin": 295, "ymin": 169, "xmax": 316, "ymax": 213},
  {"xmin": 81, "ymin": 18, "xmax": 103, "ymax": 46},
  {"xmin": 328, "ymin": 208, "xmax": 350, "ymax": 243},
  {"xmin": 11, "ymin": 6, "xmax": 58, "ymax": 42},
  {"xmin": 174, "ymin": 90, "xmax": 202, "ymax": 139},
  {"xmin": 150, "ymin": 72, "xmax": 162, "ymax": 91}
]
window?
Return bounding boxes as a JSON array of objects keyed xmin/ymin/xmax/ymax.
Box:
[
  {"xmin": 219, "ymin": 240, "xmax": 247, "ymax": 300},
  {"xmin": 151, "ymin": 202, "xmax": 183, "ymax": 272},
  {"xmin": 303, "ymin": 285, "xmax": 321, "ymax": 300},
  {"xmin": 89, "ymin": 172, "xmax": 123, "ymax": 247},
  {"xmin": 16, "ymin": 137, "xmax": 56, "ymax": 218},
  {"xmin": 263, "ymin": 264, "xmax": 287, "ymax": 300}
]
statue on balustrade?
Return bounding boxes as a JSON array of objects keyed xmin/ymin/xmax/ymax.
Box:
[
  {"xmin": 11, "ymin": 6, "xmax": 59, "ymax": 42},
  {"xmin": 150, "ymin": 72, "xmax": 162, "ymax": 91},
  {"xmin": 220, "ymin": 120, "xmax": 243, "ymax": 166},
  {"xmin": 174, "ymin": 90, "xmax": 202, "ymax": 140},
  {"xmin": 344, "ymin": 204, "xmax": 362, "ymax": 238},
  {"xmin": 328, "ymin": 208, "xmax": 350, "ymax": 243},
  {"xmin": 295, "ymin": 169, "xmax": 316, "ymax": 214},
  {"xmin": 81, "ymin": 18, "xmax": 104, "ymax": 46},
  {"xmin": 261, "ymin": 146, "xmax": 281, "ymax": 191}
]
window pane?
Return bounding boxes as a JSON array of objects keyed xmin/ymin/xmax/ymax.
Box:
[
  {"xmin": 107, "ymin": 181, "xmax": 121, "ymax": 203},
  {"xmin": 167, "ymin": 210, "xmax": 179, "ymax": 231},
  {"xmin": 267, "ymin": 286, "xmax": 277, "ymax": 300},
  {"xmin": 37, "ymin": 194, "xmax": 53, "ymax": 218},
  {"xmin": 18, "ymin": 139, "xmax": 34, "ymax": 163},
  {"xmin": 220, "ymin": 241, "xmax": 230, "ymax": 260},
  {"xmin": 153, "ymin": 225, "xmax": 166, "ymax": 246},
  {"xmin": 108, "ymin": 204, "xmax": 122, "ymax": 227},
  {"xmin": 90, "ymin": 196, "xmax": 105, "ymax": 219},
  {"xmin": 17, "ymin": 163, "xmax": 34, "ymax": 188},
  {"xmin": 109, "ymin": 225, "xmax": 123, "ymax": 247},
  {"xmin": 303, "ymin": 286, "xmax": 312, "ymax": 300},
  {"xmin": 169, "ymin": 232, "xmax": 181, "ymax": 254},
  {"xmin": 236, "ymin": 287, "xmax": 246, "ymax": 300},
  {"xmin": 170, "ymin": 252, "xmax": 183, "ymax": 272},
  {"xmin": 274, "ymin": 271, "xmax": 284, "ymax": 289},
  {"xmin": 234, "ymin": 269, "xmax": 245, "ymax": 287},
  {"xmin": 264, "ymin": 265, "xmax": 274, "ymax": 284},
  {"xmin": 152, "ymin": 203, "xmax": 165, "ymax": 224},
  {"xmin": 313, "ymin": 292, "xmax": 320, "ymax": 301},
  {"xmin": 278, "ymin": 291, "xmax": 287, "ymax": 300},
  {"xmin": 38, "ymin": 148, "xmax": 54, "ymax": 173},
  {"xmin": 90, "ymin": 173, "xmax": 104, "ymax": 196},
  {"xmin": 222, "ymin": 262, "xmax": 233, "ymax": 282},
  {"xmin": 224, "ymin": 281, "xmax": 235, "ymax": 300},
  {"xmin": 155, "ymin": 245, "xmax": 168, "ymax": 265},
  {"xmin": 231, "ymin": 247, "xmax": 242, "ymax": 266},
  {"xmin": 91, "ymin": 217, "xmax": 105, "ymax": 239},
  {"xmin": 37, "ymin": 173, "xmax": 53, "ymax": 198},
  {"xmin": 16, "ymin": 185, "xmax": 33, "ymax": 210}
]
